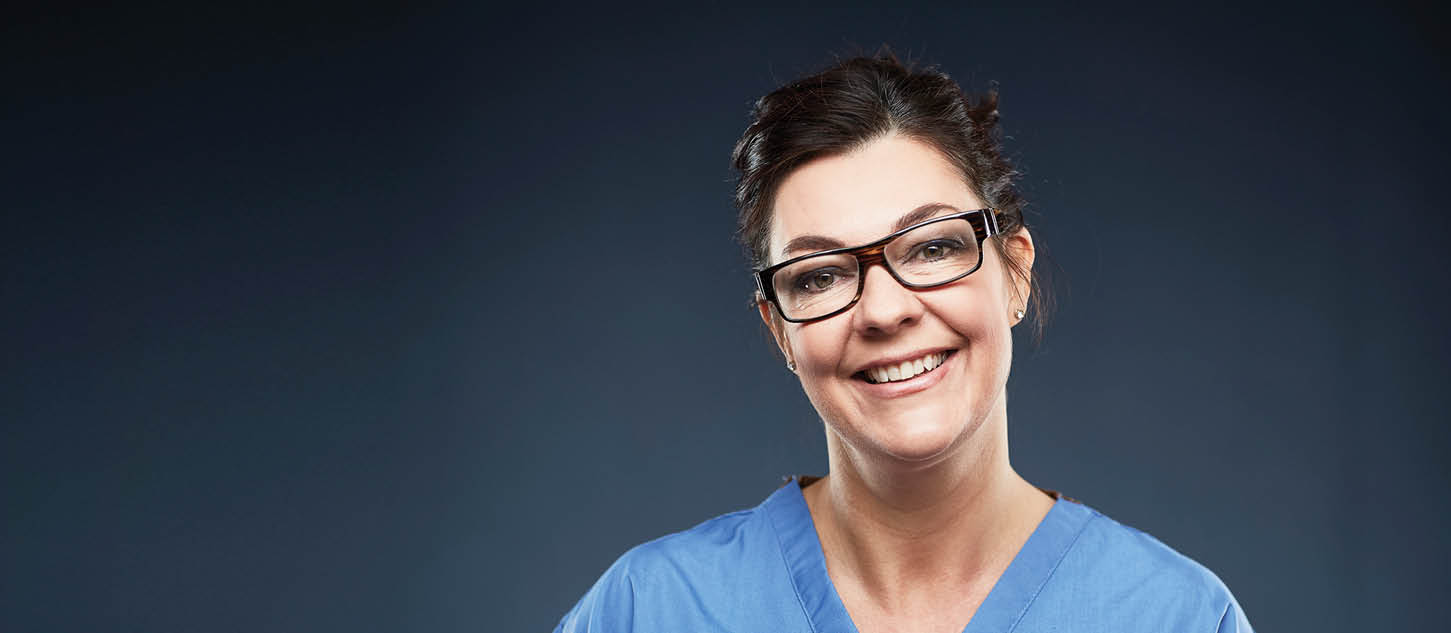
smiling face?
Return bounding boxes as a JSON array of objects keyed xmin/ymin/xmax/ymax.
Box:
[{"xmin": 759, "ymin": 134, "xmax": 1034, "ymax": 465}]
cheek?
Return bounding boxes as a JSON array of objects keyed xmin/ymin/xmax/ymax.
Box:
[
  {"xmin": 789, "ymin": 321, "xmax": 849, "ymax": 373},
  {"xmin": 784, "ymin": 323, "xmax": 860, "ymax": 421},
  {"xmin": 929, "ymin": 286, "xmax": 1003, "ymax": 336},
  {"xmin": 926, "ymin": 290, "xmax": 1015, "ymax": 375}
]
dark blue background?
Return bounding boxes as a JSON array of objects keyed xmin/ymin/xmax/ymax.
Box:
[{"xmin": 5, "ymin": 4, "xmax": 1447, "ymax": 632}]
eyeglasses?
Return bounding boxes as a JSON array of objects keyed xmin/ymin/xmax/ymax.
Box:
[{"xmin": 755, "ymin": 208, "xmax": 1003, "ymax": 323}]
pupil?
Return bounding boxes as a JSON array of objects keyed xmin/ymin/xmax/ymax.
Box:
[{"xmin": 814, "ymin": 273, "xmax": 833, "ymax": 288}]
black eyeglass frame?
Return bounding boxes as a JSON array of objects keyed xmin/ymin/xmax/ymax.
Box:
[{"xmin": 754, "ymin": 207, "xmax": 1004, "ymax": 324}]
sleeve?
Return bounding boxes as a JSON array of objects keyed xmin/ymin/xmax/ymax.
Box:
[
  {"xmin": 1214, "ymin": 593, "xmax": 1255, "ymax": 633},
  {"xmin": 552, "ymin": 554, "xmax": 638, "ymax": 633}
]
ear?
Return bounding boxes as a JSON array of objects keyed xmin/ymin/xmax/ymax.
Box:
[
  {"xmin": 756, "ymin": 296, "xmax": 796, "ymax": 369},
  {"xmin": 1002, "ymin": 227, "xmax": 1036, "ymax": 314}
]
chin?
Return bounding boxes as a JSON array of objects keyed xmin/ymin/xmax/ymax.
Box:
[{"xmin": 863, "ymin": 413, "xmax": 969, "ymax": 464}]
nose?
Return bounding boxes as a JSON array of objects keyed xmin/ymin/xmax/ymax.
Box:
[{"xmin": 852, "ymin": 263, "xmax": 923, "ymax": 335}]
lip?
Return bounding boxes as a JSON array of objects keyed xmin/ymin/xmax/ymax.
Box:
[{"xmin": 851, "ymin": 349, "xmax": 957, "ymax": 399}]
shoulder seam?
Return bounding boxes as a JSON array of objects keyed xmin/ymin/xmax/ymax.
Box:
[
  {"xmin": 629, "ymin": 507, "xmax": 758, "ymax": 552},
  {"xmin": 625, "ymin": 571, "xmax": 639, "ymax": 629}
]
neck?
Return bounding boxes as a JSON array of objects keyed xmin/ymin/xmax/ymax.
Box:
[{"xmin": 805, "ymin": 397, "xmax": 1052, "ymax": 601}]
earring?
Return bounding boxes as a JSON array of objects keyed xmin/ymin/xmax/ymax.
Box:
[
  {"xmin": 1014, "ymin": 308, "xmax": 1025, "ymax": 320},
  {"xmin": 786, "ymin": 359, "xmax": 797, "ymax": 372}
]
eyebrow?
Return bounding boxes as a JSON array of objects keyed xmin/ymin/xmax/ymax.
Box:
[{"xmin": 779, "ymin": 203, "xmax": 959, "ymax": 258}]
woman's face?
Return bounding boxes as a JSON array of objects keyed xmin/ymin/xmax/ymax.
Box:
[{"xmin": 759, "ymin": 134, "xmax": 1033, "ymax": 465}]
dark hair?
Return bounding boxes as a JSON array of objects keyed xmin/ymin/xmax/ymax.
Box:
[{"xmin": 731, "ymin": 51, "xmax": 1051, "ymax": 339}]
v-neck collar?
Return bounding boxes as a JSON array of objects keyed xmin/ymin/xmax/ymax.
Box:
[{"xmin": 761, "ymin": 476, "xmax": 1097, "ymax": 633}]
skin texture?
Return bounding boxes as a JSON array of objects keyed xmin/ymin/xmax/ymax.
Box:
[{"xmin": 756, "ymin": 134, "xmax": 1056, "ymax": 633}]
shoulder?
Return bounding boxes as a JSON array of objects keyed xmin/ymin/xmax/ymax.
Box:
[
  {"xmin": 1043, "ymin": 501, "xmax": 1254, "ymax": 632},
  {"xmin": 553, "ymin": 506, "xmax": 773, "ymax": 633},
  {"xmin": 1072, "ymin": 504, "xmax": 1232, "ymax": 598},
  {"xmin": 615, "ymin": 506, "xmax": 765, "ymax": 581}
]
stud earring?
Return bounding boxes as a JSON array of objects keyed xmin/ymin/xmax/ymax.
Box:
[
  {"xmin": 1014, "ymin": 309, "xmax": 1025, "ymax": 320},
  {"xmin": 786, "ymin": 359, "xmax": 797, "ymax": 372}
]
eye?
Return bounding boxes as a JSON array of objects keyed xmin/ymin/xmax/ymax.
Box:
[
  {"xmin": 807, "ymin": 271, "xmax": 837, "ymax": 290},
  {"xmin": 914, "ymin": 239, "xmax": 963, "ymax": 262},
  {"xmin": 793, "ymin": 267, "xmax": 850, "ymax": 293}
]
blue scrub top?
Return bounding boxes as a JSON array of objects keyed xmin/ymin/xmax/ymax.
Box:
[{"xmin": 555, "ymin": 477, "xmax": 1254, "ymax": 632}]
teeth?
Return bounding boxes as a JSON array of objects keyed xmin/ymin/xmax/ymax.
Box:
[{"xmin": 863, "ymin": 352, "xmax": 949, "ymax": 384}]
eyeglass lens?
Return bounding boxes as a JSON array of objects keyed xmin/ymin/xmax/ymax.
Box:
[{"xmin": 770, "ymin": 217, "xmax": 982, "ymax": 321}]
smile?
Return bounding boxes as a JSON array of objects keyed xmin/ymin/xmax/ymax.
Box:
[{"xmin": 855, "ymin": 351, "xmax": 953, "ymax": 384}]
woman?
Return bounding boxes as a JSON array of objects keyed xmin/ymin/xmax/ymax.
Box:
[{"xmin": 554, "ymin": 53, "xmax": 1254, "ymax": 633}]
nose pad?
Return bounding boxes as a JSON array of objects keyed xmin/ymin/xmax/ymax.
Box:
[{"xmin": 853, "ymin": 262, "xmax": 922, "ymax": 333}]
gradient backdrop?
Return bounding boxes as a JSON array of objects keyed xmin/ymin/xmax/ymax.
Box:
[{"xmin": 5, "ymin": 4, "xmax": 1448, "ymax": 632}]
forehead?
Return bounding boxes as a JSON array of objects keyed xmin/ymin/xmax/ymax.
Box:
[{"xmin": 768, "ymin": 134, "xmax": 984, "ymax": 260}]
